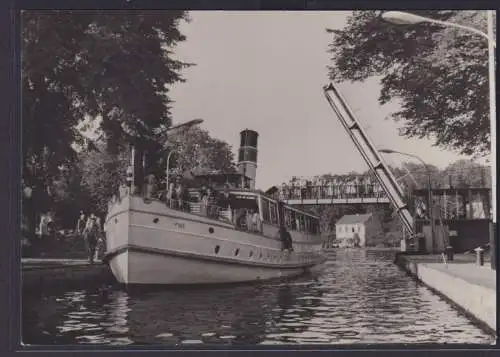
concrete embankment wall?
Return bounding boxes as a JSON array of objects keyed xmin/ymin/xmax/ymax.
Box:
[
  {"xmin": 23, "ymin": 263, "xmax": 116, "ymax": 294},
  {"xmin": 395, "ymin": 254, "xmax": 496, "ymax": 334}
]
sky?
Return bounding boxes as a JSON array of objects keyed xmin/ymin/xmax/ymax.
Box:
[{"xmin": 168, "ymin": 11, "xmax": 480, "ymax": 191}]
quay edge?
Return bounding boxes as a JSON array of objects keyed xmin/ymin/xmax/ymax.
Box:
[
  {"xmin": 394, "ymin": 253, "xmax": 496, "ymax": 335},
  {"xmin": 22, "ymin": 259, "xmax": 116, "ymax": 294}
]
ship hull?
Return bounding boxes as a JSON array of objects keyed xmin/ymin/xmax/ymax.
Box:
[{"xmin": 104, "ymin": 195, "xmax": 326, "ymax": 285}]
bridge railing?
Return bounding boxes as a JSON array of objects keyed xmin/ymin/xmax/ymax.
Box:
[{"xmin": 279, "ymin": 184, "xmax": 388, "ymax": 201}]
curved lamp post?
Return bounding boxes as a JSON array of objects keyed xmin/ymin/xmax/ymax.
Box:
[
  {"xmin": 380, "ymin": 148, "xmax": 435, "ymax": 252},
  {"xmin": 168, "ymin": 118, "xmax": 204, "ymax": 132},
  {"xmin": 381, "ymin": 11, "xmax": 496, "ymax": 45},
  {"xmin": 381, "ymin": 10, "xmax": 496, "ymax": 267}
]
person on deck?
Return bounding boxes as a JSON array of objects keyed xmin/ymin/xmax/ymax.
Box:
[
  {"xmin": 206, "ymin": 187, "xmax": 219, "ymax": 218},
  {"xmin": 251, "ymin": 209, "xmax": 261, "ymax": 233},
  {"xmin": 175, "ymin": 179, "xmax": 184, "ymax": 210},
  {"xmin": 279, "ymin": 226, "xmax": 294, "ymax": 252},
  {"xmin": 246, "ymin": 209, "xmax": 254, "ymax": 231},
  {"xmin": 180, "ymin": 183, "xmax": 190, "ymax": 212},
  {"xmin": 235, "ymin": 208, "xmax": 246, "ymax": 229},
  {"xmin": 167, "ymin": 181, "xmax": 176, "ymax": 208},
  {"xmin": 200, "ymin": 186, "xmax": 209, "ymax": 216},
  {"xmin": 226, "ymin": 204, "xmax": 233, "ymax": 223},
  {"xmin": 145, "ymin": 172, "xmax": 156, "ymax": 199}
]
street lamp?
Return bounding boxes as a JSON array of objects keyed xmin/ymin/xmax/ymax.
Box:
[
  {"xmin": 154, "ymin": 118, "xmax": 205, "ymax": 135},
  {"xmin": 379, "ymin": 148, "xmax": 436, "ymax": 252},
  {"xmin": 168, "ymin": 118, "xmax": 204, "ymax": 132},
  {"xmin": 381, "ymin": 10, "xmax": 496, "ymax": 268},
  {"xmin": 381, "ymin": 11, "xmax": 497, "ymax": 45}
]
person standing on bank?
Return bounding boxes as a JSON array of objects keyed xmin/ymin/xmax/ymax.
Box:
[
  {"xmin": 94, "ymin": 215, "xmax": 104, "ymax": 261},
  {"xmin": 83, "ymin": 214, "xmax": 100, "ymax": 264},
  {"xmin": 76, "ymin": 211, "xmax": 86, "ymax": 237}
]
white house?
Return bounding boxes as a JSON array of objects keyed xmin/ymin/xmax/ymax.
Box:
[{"xmin": 335, "ymin": 213, "xmax": 381, "ymax": 247}]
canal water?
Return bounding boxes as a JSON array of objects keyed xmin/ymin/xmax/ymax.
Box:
[{"xmin": 22, "ymin": 249, "xmax": 494, "ymax": 345}]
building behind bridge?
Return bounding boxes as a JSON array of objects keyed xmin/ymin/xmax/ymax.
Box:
[{"xmin": 335, "ymin": 213, "xmax": 382, "ymax": 248}]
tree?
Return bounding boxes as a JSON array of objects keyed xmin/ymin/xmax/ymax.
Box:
[
  {"xmin": 22, "ymin": 10, "xmax": 190, "ymax": 192},
  {"xmin": 78, "ymin": 143, "xmax": 130, "ymax": 216},
  {"xmin": 164, "ymin": 127, "xmax": 237, "ymax": 175},
  {"xmin": 76, "ymin": 127, "xmax": 237, "ymax": 216},
  {"xmin": 51, "ymin": 164, "xmax": 93, "ymax": 228},
  {"xmin": 22, "ymin": 11, "xmax": 190, "ymax": 235},
  {"xmin": 327, "ymin": 10, "xmax": 493, "ymax": 157},
  {"xmin": 441, "ymin": 159, "xmax": 491, "ymax": 188}
]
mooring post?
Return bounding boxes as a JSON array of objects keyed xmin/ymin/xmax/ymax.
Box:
[{"xmin": 475, "ymin": 246, "xmax": 485, "ymax": 266}]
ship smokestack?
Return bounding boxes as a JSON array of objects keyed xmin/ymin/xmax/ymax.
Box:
[{"xmin": 237, "ymin": 129, "xmax": 259, "ymax": 189}]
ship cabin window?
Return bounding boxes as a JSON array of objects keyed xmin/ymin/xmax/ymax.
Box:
[
  {"xmin": 227, "ymin": 193, "xmax": 259, "ymax": 211},
  {"xmin": 283, "ymin": 206, "xmax": 319, "ymax": 236}
]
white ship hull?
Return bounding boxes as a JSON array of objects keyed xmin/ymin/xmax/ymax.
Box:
[{"xmin": 104, "ymin": 195, "xmax": 326, "ymax": 285}]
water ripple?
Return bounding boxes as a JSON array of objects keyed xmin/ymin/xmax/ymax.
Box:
[{"xmin": 23, "ymin": 249, "xmax": 494, "ymax": 345}]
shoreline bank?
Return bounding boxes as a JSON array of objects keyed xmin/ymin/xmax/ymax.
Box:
[{"xmin": 22, "ymin": 259, "xmax": 115, "ymax": 294}]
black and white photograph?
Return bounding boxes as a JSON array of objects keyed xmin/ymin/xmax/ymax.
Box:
[{"xmin": 20, "ymin": 9, "xmax": 496, "ymax": 346}]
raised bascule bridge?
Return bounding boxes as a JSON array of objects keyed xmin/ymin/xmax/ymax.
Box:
[{"xmin": 283, "ymin": 83, "xmax": 492, "ymax": 253}]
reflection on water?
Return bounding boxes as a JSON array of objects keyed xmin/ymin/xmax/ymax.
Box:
[{"xmin": 23, "ymin": 250, "xmax": 494, "ymax": 345}]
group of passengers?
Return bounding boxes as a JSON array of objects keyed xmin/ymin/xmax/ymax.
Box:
[
  {"xmin": 165, "ymin": 178, "xmax": 190, "ymax": 211},
  {"xmin": 76, "ymin": 211, "xmax": 104, "ymax": 264},
  {"xmin": 233, "ymin": 207, "xmax": 262, "ymax": 233},
  {"xmin": 278, "ymin": 176, "xmax": 387, "ymax": 200},
  {"xmin": 118, "ymin": 169, "xmax": 267, "ymax": 233}
]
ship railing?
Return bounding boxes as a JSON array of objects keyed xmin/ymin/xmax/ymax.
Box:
[
  {"xmin": 161, "ymin": 197, "xmax": 242, "ymax": 224},
  {"xmin": 111, "ymin": 188, "xmax": 265, "ymax": 234},
  {"xmin": 162, "ymin": 197, "xmax": 265, "ymax": 234}
]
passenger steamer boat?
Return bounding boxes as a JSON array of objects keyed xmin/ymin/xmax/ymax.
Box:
[{"xmin": 103, "ymin": 130, "xmax": 326, "ymax": 286}]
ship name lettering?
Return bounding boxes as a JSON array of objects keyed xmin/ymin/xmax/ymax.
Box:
[{"xmin": 174, "ymin": 222, "xmax": 185, "ymax": 229}]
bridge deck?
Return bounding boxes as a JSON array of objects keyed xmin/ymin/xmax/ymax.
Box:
[{"xmin": 284, "ymin": 197, "xmax": 390, "ymax": 205}]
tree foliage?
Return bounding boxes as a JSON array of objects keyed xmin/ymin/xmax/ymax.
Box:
[
  {"xmin": 78, "ymin": 143, "xmax": 130, "ymax": 216},
  {"xmin": 22, "ymin": 10, "xmax": 191, "ymax": 233},
  {"xmin": 327, "ymin": 10, "xmax": 494, "ymax": 157},
  {"xmin": 164, "ymin": 127, "xmax": 237, "ymax": 175},
  {"xmin": 22, "ymin": 10, "xmax": 190, "ymax": 194},
  {"xmin": 76, "ymin": 127, "xmax": 237, "ymax": 216}
]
